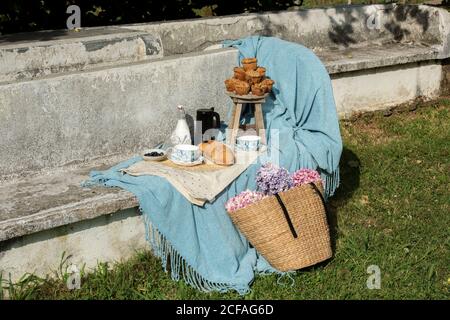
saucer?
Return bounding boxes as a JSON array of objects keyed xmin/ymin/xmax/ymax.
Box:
[{"xmin": 169, "ymin": 156, "xmax": 204, "ymax": 167}]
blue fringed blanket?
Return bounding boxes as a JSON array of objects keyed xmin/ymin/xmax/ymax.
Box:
[{"xmin": 85, "ymin": 36, "xmax": 342, "ymax": 294}]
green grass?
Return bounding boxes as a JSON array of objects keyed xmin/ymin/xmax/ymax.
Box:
[{"xmin": 2, "ymin": 98, "xmax": 449, "ymax": 300}]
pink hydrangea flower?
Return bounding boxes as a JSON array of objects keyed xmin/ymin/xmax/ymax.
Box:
[
  {"xmin": 225, "ymin": 190, "xmax": 267, "ymax": 212},
  {"xmin": 292, "ymin": 168, "xmax": 322, "ymax": 187}
]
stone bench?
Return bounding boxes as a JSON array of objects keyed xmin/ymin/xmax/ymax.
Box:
[
  {"xmin": 0, "ymin": 26, "xmax": 162, "ymax": 83},
  {"xmin": 1, "ymin": 4, "xmax": 449, "ymax": 281},
  {"xmin": 124, "ymin": 4, "xmax": 448, "ymax": 57},
  {"xmin": 0, "ymin": 159, "xmax": 138, "ymax": 243}
]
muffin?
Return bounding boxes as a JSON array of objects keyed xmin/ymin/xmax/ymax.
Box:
[
  {"xmin": 244, "ymin": 72, "xmax": 253, "ymax": 85},
  {"xmin": 251, "ymin": 83, "xmax": 268, "ymax": 96},
  {"xmin": 246, "ymin": 70, "xmax": 263, "ymax": 85},
  {"xmin": 256, "ymin": 67, "xmax": 266, "ymax": 77},
  {"xmin": 242, "ymin": 58, "xmax": 257, "ymax": 71},
  {"xmin": 261, "ymin": 78, "xmax": 275, "ymax": 91},
  {"xmin": 224, "ymin": 78, "xmax": 235, "ymax": 92},
  {"xmin": 234, "ymin": 80, "xmax": 250, "ymax": 95},
  {"xmin": 233, "ymin": 67, "xmax": 247, "ymax": 81}
]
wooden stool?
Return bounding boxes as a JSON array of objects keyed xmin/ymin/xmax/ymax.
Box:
[{"xmin": 226, "ymin": 92, "xmax": 268, "ymax": 148}]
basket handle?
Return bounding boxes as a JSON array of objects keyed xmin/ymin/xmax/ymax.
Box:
[
  {"xmin": 309, "ymin": 182, "xmax": 328, "ymax": 217},
  {"xmin": 274, "ymin": 193, "xmax": 298, "ymax": 239},
  {"xmin": 274, "ymin": 182, "xmax": 328, "ymax": 240}
]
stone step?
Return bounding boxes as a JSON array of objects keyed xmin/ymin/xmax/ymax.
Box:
[
  {"xmin": 0, "ymin": 156, "xmax": 138, "ymax": 242},
  {"xmin": 0, "ymin": 26, "xmax": 163, "ymax": 83}
]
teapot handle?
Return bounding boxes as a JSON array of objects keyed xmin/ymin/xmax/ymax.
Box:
[{"xmin": 212, "ymin": 111, "xmax": 221, "ymax": 129}]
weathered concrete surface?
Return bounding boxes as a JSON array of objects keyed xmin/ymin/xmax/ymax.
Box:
[
  {"xmin": 0, "ymin": 156, "xmax": 138, "ymax": 242},
  {"xmin": 332, "ymin": 61, "xmax": 442, "ymax": 117},
  {"xmin": 317, "ymin": 42, "xmax": 440, "ymax": 74},
  {"xmin": 437, "ymin": 6, "xmax": 450, "ymax": 60},
  {"xmin": 0, "ymin": 27, "xmax": 163, "ymax": 83},
  {"xmin": 0, "ymin": 4, "xmax": 444, "ymax": 82},
  {"xmin": 441, "ymin": 59, "xmax": 450, "ymax": 95},
  {"xmin": 0, "ymin": 48, "xmax": 239, "ymax": 178},
  {"xmin": 124, "ymin": 4, "xmax": 449, "ymax": 57},
  {"xmin": 0, "ymin": 208, "xmax": 146, "ymax": 283}
]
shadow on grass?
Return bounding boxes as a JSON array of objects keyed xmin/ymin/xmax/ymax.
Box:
[
  {"xmin": 329, "ymin": 147, "xmax": 360, "ymax": 250},
  {"xmin": 299, "ymin": 146, "xmax": 360, "ymax": 272}
]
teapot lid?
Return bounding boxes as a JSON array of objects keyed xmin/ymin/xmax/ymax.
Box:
[{"xmin": 197, "ymin": 107, "xmax": 214, "ymax": 112}]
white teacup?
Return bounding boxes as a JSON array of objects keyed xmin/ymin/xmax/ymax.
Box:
[
  {"xmin": 170, "ymin": 144, "xmax": 201, "ymax": 163},
  {"xmin": 236, "ymin": 135, "xmax": 261, "ymax": 151}
]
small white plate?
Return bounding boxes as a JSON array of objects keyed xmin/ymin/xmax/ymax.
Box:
[
  {"xmin": 143, "ymin": 149, "xmax": 167, "ymax": 161},
  {"xmin": 169, "ymin": 156, "xmax": 204, "ymax": 167}
]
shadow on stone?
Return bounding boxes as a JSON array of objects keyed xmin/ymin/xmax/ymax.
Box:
[
  {"xmin": 384, "ymin": 5, "xmax": 430, "ymax": 42},
  {"xmin": 328, "ymin": 15, "xmax": 357, "ymax": 47},
  {"xmin": 0, "ymin": 29, "xmax": 71, "ymax": 44}
]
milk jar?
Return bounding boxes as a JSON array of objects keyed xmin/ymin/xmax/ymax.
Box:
[{"xmin": 170, "ymin": 105, "xmax": 192, "ymax": 145}]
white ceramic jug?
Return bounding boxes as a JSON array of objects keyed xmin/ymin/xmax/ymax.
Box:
[{"xmin": 170, "ymin": 105, "xmax": 192, "ymax": 145}]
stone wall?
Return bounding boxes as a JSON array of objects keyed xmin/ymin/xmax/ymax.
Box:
[
  {"xmin": 0, "ymin": 208, "xmax": 146, "ymax": 283},
  {"xmin": 1, "ymin": 5, "xmax": 449, "ymax": 178},
  {"xmin": 331, "ymin": 61, "xmax": 442, "ymax": 117},
  {"xmin": 0, "ymin": 49, "xmax": 238, "ymax": 177},
  {"xmin": 124, "ymin": 4, "xmax": 446, "ymax": 55}
]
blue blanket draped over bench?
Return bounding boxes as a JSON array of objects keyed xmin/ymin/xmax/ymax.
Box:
[{"xmin": 85, "ymin": 36, "xmax": 342, "ymax": 294}]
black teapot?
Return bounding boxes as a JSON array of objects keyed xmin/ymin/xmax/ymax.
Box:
[{"xmin": 196, "ymin": 108, "xmax": 221, "ymax": 135}]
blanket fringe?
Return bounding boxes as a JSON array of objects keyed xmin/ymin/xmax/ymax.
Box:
[
  {"xmin": 322, "ymin": 167, "xmax": 340, "ymax": 200},
  {"xmin": 141, "ymin": 210, "xmax": 250, "ymax": 295},
  {"xmin": 297, "ymin": 153, "xmax": 340, "ymax": 200}
]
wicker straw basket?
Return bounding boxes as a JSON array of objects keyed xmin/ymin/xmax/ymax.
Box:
[{"xmin": 227, "ymin": 182, "xmax": 332, "ymax": 271}]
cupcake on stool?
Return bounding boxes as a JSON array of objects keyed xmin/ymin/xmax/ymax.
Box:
[
  {"xmin": 234, "ymin": 80, "xmax": 250, "ymax": 95},
  {"xmin": 224, "ymin": 78, "xmax": 236, "ymax": 92},
  {"xmin": 246, "ymin": 70, "xmax": 263, "ymax": 85},
  {"xmin": 224, "ymin": 79, "xmax": 232, "ymax": 92},
  {"xmin": 261, "ymin": 78, "xmax": 275, "ymax": 91},
  {"xmin": 233, "ymin": 67, "xmax": 247, "ymax": 81},
  {"xmin": 224, "ymin": 60, "xmax": 274, "ymax": 96},
  {"xmin": 256, "ymin": 67, "xmax": 266, "ymax": 77},
  {"xmin": 251, "ymin": 83, "xmax": 268, "ymax": 96},
  {"xmin": 242, "ymin": 58, "xmax": 257, "ymax": 71}
]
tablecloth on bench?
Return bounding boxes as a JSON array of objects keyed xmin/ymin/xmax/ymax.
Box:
[{"xmin": 122, "ymin": 150, "xmax": 262, "ymax": 206}]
